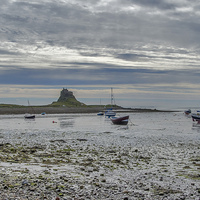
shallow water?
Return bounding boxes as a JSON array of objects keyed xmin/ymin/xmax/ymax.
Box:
[{"xmin": 0, "ymin": 111, "xmax": 199, "ymax": 147}]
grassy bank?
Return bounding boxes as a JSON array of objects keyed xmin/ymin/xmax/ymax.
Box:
[
  {"xmin": 0, "ymin": 106, "xmax": 177, "ymax": 115},
  {"xmin": 0, "ymin": 106, "xmax": 104, "ymax": 115}
]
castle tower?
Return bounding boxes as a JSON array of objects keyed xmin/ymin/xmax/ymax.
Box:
[{"xmin": 57, "ymin": 88, "xmax": 76, "ymax": 102}]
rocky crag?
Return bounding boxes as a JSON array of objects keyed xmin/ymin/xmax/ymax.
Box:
[
  {"xmin": 51, "ymin": 88, "xmax": 85, "ymax": 107},
  {"xmin": 57, "ymin": 88, "xmax": 75, "ymax": 102}
]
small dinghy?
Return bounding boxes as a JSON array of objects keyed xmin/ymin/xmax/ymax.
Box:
[
  {"xmin": 184, "ymin": 109, "xmax": 191, "ymax": 115},
  {"xmin": 110, "ymin": 115, "xmax": 129, "ymax": 125},
  {"xmin": 24, "ymin": 113, "xmax": 35, "ymax": 119},
  {"xmin": 97, "ymin": 112, "xmax": 104, "ymax": 116}
]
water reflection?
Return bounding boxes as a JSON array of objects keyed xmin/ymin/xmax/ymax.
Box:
[
  {"xmin": 192, "ymin": 123, "xmax": 200, "ymax": 132},
  {"xmin": 24, "ymin": 117, "xmax": 36, "ymax": 130},
  {"xmin": 24, "ymin": 118, "xmax": 35, "ymax": 122},
  {"xmin": 58, "ymin": 117, "xmax": 75, "ymax": 129}
]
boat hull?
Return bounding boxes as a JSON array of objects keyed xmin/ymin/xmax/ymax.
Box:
[
  {"xmin": 111, "ymin": 115, "xmax": 129, "ymax": 125},
  {"xmin": 191, "ymin": 114, "xmax": 200, "ymax": 123},
  {"xmin": 97, "ymin": 112, "xmax": 104, "ymax": 116},
  {"xmin": 24, "ymin": 114, "xmax": 35, "ymax": 119},
  {"xmin": 184, "ymin": 109, "xmax": 191, "ymax": 115}
]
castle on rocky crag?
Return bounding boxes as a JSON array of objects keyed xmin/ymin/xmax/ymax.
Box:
[
  {"xmin": 51, "ymin": 88, "xmax": 85, "ymax": 107},
  {"xmin": 57, "ymin": 88, "xmax": 76, "ymax": 102}
]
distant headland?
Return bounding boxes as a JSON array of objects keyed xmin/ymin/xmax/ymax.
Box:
[{"xmin": 0, "ymin": 88, "xmax": 176, "ymax": 114}]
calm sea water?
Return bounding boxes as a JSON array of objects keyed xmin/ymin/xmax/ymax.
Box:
[{"xmin": 0, "ymin": 112, "xmax": 199, "ymax": 148}]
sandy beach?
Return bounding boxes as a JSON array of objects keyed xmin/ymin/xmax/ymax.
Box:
[{"xmin": 0, "ymin": 112, "xmax": 199, "ymax": 199}]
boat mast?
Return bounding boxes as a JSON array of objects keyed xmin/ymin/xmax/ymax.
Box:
[{"xmin": 111, "ymin": 88, "xmax": 114, "ymax": 106}]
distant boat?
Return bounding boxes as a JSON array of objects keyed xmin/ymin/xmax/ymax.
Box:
[
  {"xmin": 24, "ymin": 113, "xmax": 35, "ymax": 119},
  {"xmin": 184, "ymin": 109, "xmax": 191, "ymax": 115},
  {"xmin": 105, "ymin": 88, "xmax": 116, "ymax": 117},
  {"xmin": 97, "ymin": 111, "xmax": 104, "ymax": 116},
  {"xmin": 41, "ymin": 112, "xmax": 46, "ymax": 115},
  {"xmin": 105, "ymin": 109, "xmax": 116, "ymax": 117},
  {"xmin": 110, "ymin": 115, "xmax": 129, "ymax": 125},
  {"xmin": 24, "ymin": 100, "xmax": 35, "ymax": 119}
]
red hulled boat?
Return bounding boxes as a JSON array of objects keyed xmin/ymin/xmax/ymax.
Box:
[{"xmin": 110, "ymin": 115, "xmax": 129, "ymax": 125}]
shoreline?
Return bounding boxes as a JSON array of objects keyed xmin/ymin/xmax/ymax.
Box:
[{"xmin": 0, "ymin": 106, "xmax": 178, "ymax": 115}]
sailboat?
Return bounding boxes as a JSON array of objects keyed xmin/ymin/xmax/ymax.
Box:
[
  {"xmin": 24, "ymin": 100, "xmax": 35, "ymax": 119},
  {"xmin": 97, "ymin": 98, "xmax": 104, "ymax": 115},
  {"xmin": 105, "ymin": 88, "xmax": 116, "ymax": 117}
]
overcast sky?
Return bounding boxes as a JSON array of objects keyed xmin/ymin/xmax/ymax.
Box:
[{"xmin": 0, "ymin": 0, "xmax": 200, "ymax": 109}]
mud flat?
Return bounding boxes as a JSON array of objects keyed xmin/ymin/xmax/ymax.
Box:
[{"xmin": 0, "ymin": 125, "xmax": 199, "ymax": 199}]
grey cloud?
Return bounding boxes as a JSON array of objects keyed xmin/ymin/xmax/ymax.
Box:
[
  {"xmin": 117, "ymin": 53, "xmax": 147, "ymax": 61},
  {"xmin": 0, "ymin": 1, "xmax": 200, "ymax": 69},
  {"xmin": 79, "ymin": 52, "xmax": 102, "ymax": 57},
  {"xmin": 0, "ymin": 0, "xmax": 199, "ymax": 50},
  {"xmin": 1, "ymin": 14, "xmax": 29, "ymax": 23},
  {"xmin": 0, "ymin": 49, "xmax": 18, "ymax": 55},
  {"xmin": 122, "ymin": 0, "xmax": 177, "ymax": 10},
  {"xmin": 0, "ymin": 0, "xmax": 200, "ymax": 108}
]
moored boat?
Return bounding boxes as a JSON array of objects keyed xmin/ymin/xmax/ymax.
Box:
[
  {"xmin": 97, "ymin": 111, "xmax": 104, "ymax": 116},
  {"xmin": 105, "ymin": 88, "xmax": 116, "ymax": 117},
  {"xmin": 24, "ymin": 113, "xmax": 35, "ymax": 119},
  {"xmin": 105, "ymin": 109, "xmax": 116, "ymax": 117},
  {"xmin": 184, "ymin": 109, "xmax": 191, "ymax": 115},
  {"xmin": 110, "ymin": 115, "xmax": 129, "ymax": 125},
  {"xmin": 24, "ymin": 100, "xmax": 35, "ymax": 119},
  {"xmin": 191, "ymin": 114, "xmax": 200, "ymax": 123}
]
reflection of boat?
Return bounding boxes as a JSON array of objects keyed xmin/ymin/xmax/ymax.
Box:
[
  {"xmin": 97, "ymin": 112, "xmax": 104, "ymax": 116},
  {"xmin": 184, "ymin": 109, "xmax": 191, "ymax": 115},
  {"xmin": 24, "ymin": 100, "xmax": 35, "ymax": 119},
  {"xmin": 111, "ymin": 115, "xmax": 129, "ymax": 125}
]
